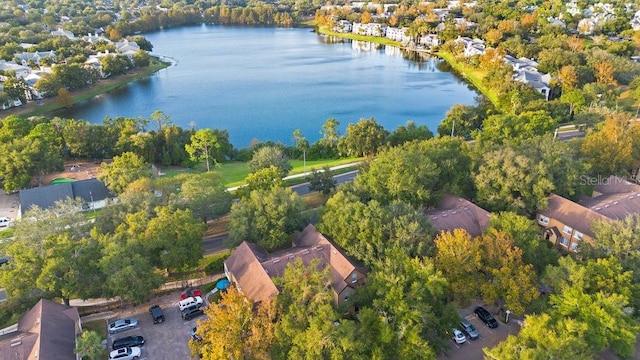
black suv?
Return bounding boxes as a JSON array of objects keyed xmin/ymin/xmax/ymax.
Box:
[
  {"xmin": 149, "ymin": 305, "xmax": 165, "ymax": 324},
  {"xmin": 112, "ymin": 335, "xmax": 145, "ymax": 351},
  {"xmin": 474, "ymin": 306, "xmax": 498, "ymax": 328},
  {"xmin": 181, "ymin": 305, "xmax": 205, "ymax": 320}
]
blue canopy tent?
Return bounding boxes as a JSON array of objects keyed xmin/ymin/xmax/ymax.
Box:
[{"xmin": 216, "ymin": 279, "xmax": 230, "ymax": 290}]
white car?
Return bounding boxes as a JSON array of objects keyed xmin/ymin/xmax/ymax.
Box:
[
  {"xmin": 0, "ymin": 217, "xmax": 11, "ymax": 229},
  {"xmin": 452, "ymin": 328, "xmax": 467, "ymax": 344},
  {"xmin": 109, "ymin": 346, "xmax": 141, "ymax": 360},
  {"xmin": 179, "ymin": 296, "xmax": 203, "ymax": 311}
]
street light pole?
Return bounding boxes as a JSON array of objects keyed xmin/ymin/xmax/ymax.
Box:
[{"xmin": 89, "ymin": 191, "xmax": 96, "ymax": 216}]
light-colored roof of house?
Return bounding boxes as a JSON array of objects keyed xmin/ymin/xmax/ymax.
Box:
[{"xmin": 425, "ymin": 194, "xmax": 491, "ymax": 237}]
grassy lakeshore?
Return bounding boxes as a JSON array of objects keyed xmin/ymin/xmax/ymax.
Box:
[
  {"xmin": 3, "ymin": 57, "xmax": 169, "ymax": 118},
  {"xmin": 434, "ymin": 51, "xmax": 498, "ymax": 105},
  {"xmin": 315, "ymin": 25, "xmax": 498, "ymax": 106}
]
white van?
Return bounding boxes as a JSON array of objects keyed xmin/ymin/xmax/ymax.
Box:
[
  {"xmin": 178, "ymin": 296, "xmax": 203, "ymax": 311},
  {"xmin": 0, "ymin": 217, "xmax": 11, "ymax": 229}
]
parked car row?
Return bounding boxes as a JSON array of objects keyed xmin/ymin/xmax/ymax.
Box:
[{"xmin": 451, "ymin": 308, "xmax": 494, "ymax": 346}]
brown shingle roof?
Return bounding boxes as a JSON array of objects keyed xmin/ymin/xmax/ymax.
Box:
[
  {"xmin": 539, "ymin": 194, "xmax": 610, "ymax": 238},
  {"xmin": 224, "ymin": 241, "xmax": 278, "ymax": 303},
  {"xmin": 592, "ymin": 175, "xmax": 640, "ymax": 195},
  {"xmin": 0, "ymin": 299, "xmax": 79, "ymax": 360},
  {"xmin": 225, "ymin": 224, "xmax": 364, "ymax": 303},
  {"xmin": 425, "ymin": 194, "xmax": 491, "ymax": 237},
  {"xmin": 579, "ymin": 192, "xmax": 640, "ymax": 221}
]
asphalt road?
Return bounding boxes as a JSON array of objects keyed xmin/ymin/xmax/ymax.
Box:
[{"xmin": 290, "ymin": 170, "xmax": 358, "ymax": 196}]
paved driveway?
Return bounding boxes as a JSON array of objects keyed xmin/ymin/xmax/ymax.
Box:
[
  {"xmin": 105, "ymin": 291, "xmax": 205, "ymax": 360},
  {"xmin": 438, "ymin": 305, "xmax": 522, "ymax": 360}
]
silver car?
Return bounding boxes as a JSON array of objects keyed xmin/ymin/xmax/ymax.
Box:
[
  {"xmin": 108, "ymin": 319, "xmax": 138, "ymax": 335},
  {"xmin": 459, "ymin": 318, "xmax": 480, "ymax": 340}
]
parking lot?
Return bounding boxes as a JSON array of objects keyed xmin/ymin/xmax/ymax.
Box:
[
  {"xmin": 103, "ymin": 291, "xmax": 207, "ymax": 360},
  {"xmin": 438, "ymin": 307, "xmax": 522, "ymax": 360}
]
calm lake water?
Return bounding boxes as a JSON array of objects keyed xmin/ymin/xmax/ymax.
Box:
[{"xmin": 56, "ymin": 25, "xmax": 479, "ymax": 148}]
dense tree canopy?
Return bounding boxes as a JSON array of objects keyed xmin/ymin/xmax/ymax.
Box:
[{"xmin": 228, "ymin": 187, "xmax": 307, "ymax": 251}]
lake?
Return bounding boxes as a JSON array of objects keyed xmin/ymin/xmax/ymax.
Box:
[{"xmin": 56, "ymin": 25, "xmax": 479, "ymax": 148}]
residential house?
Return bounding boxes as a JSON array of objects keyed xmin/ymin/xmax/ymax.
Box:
[
  {"xmin": 578, "ymin": 18, "xmax": 597, "ymax": 35},
  {"xmin": 333, "ymin": 20, "xmax": 353, "ymax": 33},
  {"xmin": 453, "ymin": 18, "xmax": 477, "ymax": 30},
  {"xmin": 386, "ymin": 27, "xmax": 410, "ymax": 43},
  {"xmin": 115, "ymin": 39, "xmax": 140, "ymax": 57},
  {"xmin": 14, "ymin": 51, "xmax": 56, "ymax": 67},
  {"xmin": 424, "ymin": 194, "xmax": 491, "ymax": 237},
  {"xmin": 0, "ymin": 299, "xmax": 81, "ymax": 360},
  {"xmin": 632, "ymin": 10, "xmax": 640, "ymax": 31},
  {"xmin": 0, "ymin": 60, "xmax": 31, "ymax": 79},
  {"xmin": 455, "ymin": 36, "xmax": 485, "ymax": 57},
  {"xmin": 512, "ymin": 69, "xmax": 551, "ymax": 100},
  {"xmin": 85, "ymin": 52, "xmax": 111, "ymax": 78},
  {"xmin": 537, "ymin": 176, "xmax": 640, "ymax": 252},
  {"xmin": 352, "ymin": 22, "xmax": 386, "ymax": 37},
  {"xmin": 224, "ymin": 224, "xmax": 367, "ymax": 305},
  {"xmin": 419, "ymin": 34, "xmax": 440, "ymax": 47},
  {"xmin": 82, "ymin": 32, "xmax": 111, "ymax": 44},
  {"xmin": 503, "ymin": 55, "xmax": 538, "ymax": 72},
  {"xmin": 18, "ymin": 178, "xmax": 113, "ymax": 218},
  {"xmin": 50, "ymin": 28, "xmax": 75, "ymax": 40}
]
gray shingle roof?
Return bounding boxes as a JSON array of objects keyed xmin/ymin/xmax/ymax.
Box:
[{"xmin": 19, "ymin": 179, "xmax": 112, "ymax": 215}]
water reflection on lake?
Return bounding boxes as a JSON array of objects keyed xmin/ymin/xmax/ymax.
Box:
[{"xmin": 55, "ymin": 25, "xmax": 480, "ymax": 148}]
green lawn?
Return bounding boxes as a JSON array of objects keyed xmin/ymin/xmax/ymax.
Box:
[
  {"xmin": 435, "ymin": 51, "xmax": 499, "ymax": 106},
  {"xmin": 218, "ymin": 157, "xmax": 363, "ymax": 187}
]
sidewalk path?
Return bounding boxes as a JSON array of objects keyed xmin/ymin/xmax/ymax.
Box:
[{"xmin": 226, "ymin": 161, "xmax": 361, "ymax": 192}]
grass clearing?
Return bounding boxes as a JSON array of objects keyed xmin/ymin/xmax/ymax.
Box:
[
  {"xmin": 435, "ymin": 51, "xmax": 498, "ymax": 106},
  {"xmin": 219, "ymin": 157, "xmax": 363, "ymax": 187}
]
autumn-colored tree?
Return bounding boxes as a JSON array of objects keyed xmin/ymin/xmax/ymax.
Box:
[
  {"xmin": 581, "ymin": 112, "xmax": 639, "ymax": 175},
  {"xmin": 485, "ymin": 28, "xmax": 503, "ymax": 47},
  {"xmin": 478, "ymin": 230, "xmax": 539, "ymax": 315},
  {"xmin": 191, "ymin": 286, "xmax": 277, "ymax": 360},
  {"xmin": 520, "ymin": 12, "xmax": 538, "ymax": 32},
  {"xmin": 479, "ymin": 47, "xmax": 506, "ymax": 70},
  {"xmin": 558, "ymin": 65, "xmax": 578, "ymax": 91},
  {"xmin": 388, "ymin": 15, "xmax": 398, "ymax": 27},
  {"xmin": 434, "ymin": 229, "xmax": 482, "ymax": 304},
  {"xmin": 595, "ymin": 61, "xmax": 617, "ymax": 86},
  {"xmin": 361, "ymin": 11, "xmax": 372, "ymax": 24},
  {"xmin": 567, "ymin": 35, "xmax": 585, "ymax": 52},
  {"xmin": 497, "ymin": 20, "xmax": 518, "ymax": 35}
]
